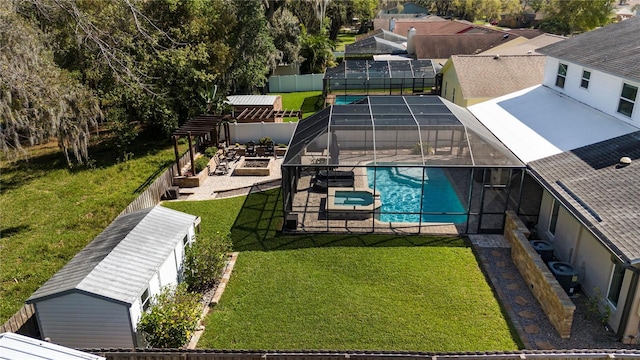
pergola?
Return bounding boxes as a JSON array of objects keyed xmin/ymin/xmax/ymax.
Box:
[
  {"xmin": 235, "ymin": 108, "xmax": 303, "ymax": 123},
  {"xmin": 171, "ymin": 114, "xmax": 231, "ymax": 176}
]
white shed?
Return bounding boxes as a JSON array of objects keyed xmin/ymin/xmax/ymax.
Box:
[
  {"xmin": 26, "ymin": 206, "xmax": 200, "ymax": 349},
  {"xmin": 0, "ymin": 332, "xmax": 104, "ymax": 360}
]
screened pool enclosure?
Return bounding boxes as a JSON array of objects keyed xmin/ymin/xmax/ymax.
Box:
[
  {"xmin": 282, "ymin": 96, "xmax": 527, "ymax": 234},
  {"xmin": 323, "ymin": 59, "xmax": 437, "ymax": 98}
]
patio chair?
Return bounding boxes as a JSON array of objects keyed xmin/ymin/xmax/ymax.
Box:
[
  {"xmin": 264, "ymin": 141, "xmax": 275, "ymax": 158},
  {"xmin": 208, "ymin": 155, "xmax": 229, "ymax": 175},
  {"xmin": 246, "ymin": 141, "xmax": 257, "ymax": 157}
]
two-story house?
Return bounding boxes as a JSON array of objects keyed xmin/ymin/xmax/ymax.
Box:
[{"xmin": 469, "ymin": 17, "xmax": 640, "ymax": 343}]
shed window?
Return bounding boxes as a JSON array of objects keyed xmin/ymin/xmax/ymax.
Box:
[
  {"xmin": 607, "ymin": 262, "xmax": 625, "ymax": 307},
  {"xmin": 555, "ymin": 63, "xmax": 567, "ymax": 89},
  {"xmin": 141, "ymin": 288, "xmax": 151, "ymax": 311},
  {"xmin": 580, "ymin": 70, "xmax": 590, "ymax": 89},
  {"xmin": 618, "ymin": 83, "xmax": 637, "ymax": 117},
  {"xmin": 452, "ymin": 88, "xmax": 456, "ymax": 103}
]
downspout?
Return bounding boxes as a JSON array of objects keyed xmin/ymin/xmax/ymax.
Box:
[{"xmin": 617, "ymin": 264, "xmax": 640, "ymax": 342}]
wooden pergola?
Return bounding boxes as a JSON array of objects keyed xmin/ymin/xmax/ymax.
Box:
[
  {"xmin": 171, "ymin": 114, "xmax": 231, "ymax": 176},
  {"xmin": 235, "ymin": 108, "xmax": 302, "ymax": 123}
]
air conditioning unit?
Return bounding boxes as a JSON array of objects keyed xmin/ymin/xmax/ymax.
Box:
[
  {"xmin": 530, "ymin": 240, "xmax": 554, "ymax": 263},
  {"xmin": 548, "ymin": 261, "xmax": 580, "ymax": 295}
]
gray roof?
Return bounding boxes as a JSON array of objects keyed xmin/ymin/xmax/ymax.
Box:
[
  {"xmin": 226, "ymin": 95, "xmax": 279, "ymax": 106},
  {"xmin": 0, "ymin": 332, "xmax": 105, "ymax": 360},
  {"xmin": 27, "ymin": 206, "xmax": 198, "ymax": 305},
  {"xmin": 528, "ymin": 131, "xmax": 640, "ymax": 263},
  {"xmin": 537, "ymin": 17, "xmax": 640, "ymax": 83}
]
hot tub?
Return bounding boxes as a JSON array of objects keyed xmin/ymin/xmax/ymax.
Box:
[{"xmin": 327, "ymin": 188, "xmax": 382, "ymax": 219}]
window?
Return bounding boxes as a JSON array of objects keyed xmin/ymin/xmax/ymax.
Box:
[
  {"xmin": 580, "ymin": 70, "xmax": 591, "ymax": 89},
  {"xmin": 549, "ymin": 200, "xmax": 559, "ymax": 235},
  {"xmin": 452, "ymin": 88, "xmax": 456, "ymax": 103},
  {"xmin": 607, "ymin": 262, "xmax": 626, "ymax": 307},
  {"xmin": 618, "ymin": 83, "xmax": 638, "ymax": 117},
  {"xmin": 141, "ymin": 288, "xmax": 151, "ymax": 311},
  {"xmin": 444, "ymin": 81, "xmax": 448, "ymax": 97},
  {"xmin": 555, "ymin": 63, "xmax": 567, "ymax": 88}
]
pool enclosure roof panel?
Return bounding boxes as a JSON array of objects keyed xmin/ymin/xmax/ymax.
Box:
[
  {"xmin": 284, "ymin": 96, "xmax": 523, "ymax": 168},
  {"xmin": 324, "ymin": 60, "xmax": 436, "ymax": 80}
]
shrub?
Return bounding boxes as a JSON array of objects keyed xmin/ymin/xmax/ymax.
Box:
[
  {"xmin": 137, "ymin": 283, "xmax": 202, "ymax": 348},
  {"xmin": 258, "ymin": 137, "xmax": 272, "ymax": 145},
  {"xmin": 204, "ymin": 146, "xmax": 218, "ymax": 158},
  {"xmin": 412, "ymin": 142, "xmax": 434, "ymax": 155},
  {"xmin": 184, "ymin": 232, "xmax": 232, "ymax": 292},
  {"xmin": 194, "ymin": 156, "xmax": 211, "ymax": 174}
]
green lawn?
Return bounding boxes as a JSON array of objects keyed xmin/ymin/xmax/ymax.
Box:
[
  {"xmin": 335, "ymin": 33, "xmax": 357, "ymax": 52},
  {"xmin": 270, "ymin": 91, "xmax": 323, "ymax": 120},
  {"xmin": 0, "ymin": 131, "xmax": 185, "ymax": 322},
  {"xmin": 162, "ymin": 190, "xmax": 521, "ymax": 351}
]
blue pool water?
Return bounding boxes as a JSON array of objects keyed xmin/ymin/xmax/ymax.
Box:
[
  {"xmin": 367, "ymin": 167, "xmax": 467, "ymax": 224},
  {"xmin": 334, "ymin": 95, "xmax": 365, "ymax": 105},
  {"xmin": 334, "ymin": 191, "xmax": 374, "ymax": 206}
]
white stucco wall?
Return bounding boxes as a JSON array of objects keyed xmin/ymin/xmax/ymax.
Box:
[{"xmin": 543, "ymin": 57, "xmax": 640, "ymax": 127}]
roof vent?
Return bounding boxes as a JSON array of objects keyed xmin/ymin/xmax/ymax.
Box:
[
  {"xmin": 618, "ymin": 156, "xmax": 632, "ymax": 167},
  {"xmin": 493, "ymin": 54, "xmax": 500, "ymax": 59}
]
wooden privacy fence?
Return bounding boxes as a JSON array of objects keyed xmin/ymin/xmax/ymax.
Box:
[
  {"xmin": 86, "ymin": 350, "xmax": 640, "ymax": 360},
  {"xmin": 0, "ymin": 304, "xmax": 35, "ymax": 333}
]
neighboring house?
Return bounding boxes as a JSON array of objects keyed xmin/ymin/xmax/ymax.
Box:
[
  {"xmin": 0, "ymin": 332, "xmax": 105, "ymax": 360},
  {"xmin": 480, "ymin": 33, "xmax": 565, "ymax": 56},
  {"xmin": 469, "ymin": 17, "xmax": 640, "ymax": 343},
  {"xmin": 439, "ymin": 54, "xmax": 546, "ymax": 107},
  {"xmin": 616, "ymin": 7, "xmax": 636, "ymax": 21},
  {"xmin": 413, "ymin": 33, "xmax": 521, "ymax": 60},
  {"xmin": 378, "ymin": 2, "xmax": 430, "ymax": 16},
  {"xmin": 26, "ymin": 206, "xmax": 200, "ymax": 349}
]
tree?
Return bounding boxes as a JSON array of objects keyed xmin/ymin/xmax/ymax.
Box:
[
  {"xmin": 300, "ymin": 30, "xmax": 335, "ymax": 74},
  {"xmin": 269, "ymin": 7, "xmax": 303, "ymax": 65},
  {"xmin": 228, "ymin": 0, "xmax": 277, "ymax": 93},
  {"xmin": 0, "ymin": 2, "xmax": 101, "ymax": 165},
  {"xmin": 540, "ymin": 0, "xmax": 614, "ymax": 35}
]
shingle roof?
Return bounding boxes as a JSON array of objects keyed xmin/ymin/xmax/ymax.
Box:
[
  {"xmin": 414, "ymin": 33, "xmax": 519, "ymax": 59},
  {"xmin": 393, "ymin": 19, "xmax": 471, "ymax": 37},
  {"xmin": 26, "ymin": 206, "xmax": 198, "ymax": 305},
  {"xmin": 451, "ymin": 54, "xmax": 546, "ymax": 99},
  {"xmin": 481, "ymin": 34, "xmax": 566, "ymax": 55},
  {"xmin": 537, "ymin": 17, "xmax": 640, "ymax": 83},
  {"xmin": 528, "ymin": 132, "xmax": 640, "ymax": 263}
]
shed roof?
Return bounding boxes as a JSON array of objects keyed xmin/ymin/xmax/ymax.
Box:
[
  {"xmin": 537, "ymin": 16, "xmax": 640, "ymax": 83},
  {"xmin": 226, "ymin": 95, "xmax": 279, "ymax": 106},
  {"xmin": 528, "ymin": 132, "xmax": 640, "ymax": 263},
  {"xmin": 26, "ymin": 206, "xmax": 198, "ymax": 305},
  {"xmin": 450, "ymin": 54, "xmax": 545, "ymax": 99},
  {"xmin": 0, "ymin": 332, "xmax": 104, "ymax": 360},
  {"xmin": 468, "ymin": 85, "xmax": 639, "ymax": 163}
]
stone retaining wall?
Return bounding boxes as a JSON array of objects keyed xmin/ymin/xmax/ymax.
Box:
[{"xmin": 504, "ymin": 210, "xmax": 575, "ymax": 338}]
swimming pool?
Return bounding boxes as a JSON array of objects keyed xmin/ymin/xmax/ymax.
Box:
[
  {"xmin": 366, "ymin": 167, "xmax": 467, "ymax": 224},
  {"xmin": 334, "ymin": 95, "xmax": 365, "ymax": 105}
]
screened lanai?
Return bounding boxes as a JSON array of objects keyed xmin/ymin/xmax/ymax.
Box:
[
  {"xmin": 344, "ymin": 30, "xmax": 407, "ymax": 55},
  {"xmin": 323, "ymin": 59, "xmax": 436, "ymax": 98},
  {"xmin": 282, "ymin": 96, "xmax": 528, "ymax": 235}
]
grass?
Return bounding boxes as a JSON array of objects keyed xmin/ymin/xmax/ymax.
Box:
[
  {"xmin": 270, "ymin": 91, "xmax": 323, "ymax": 120},
  {"xmin": 161, "ymin": 189, "xmax": 521, "ymax": 351},
  {"xmin": 0, "ymin": 130, "xmax": 186, "ymax": 322},
  {"xmin": 335, "ymin": 33, "xmax": 357, "ymax": 52}
]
